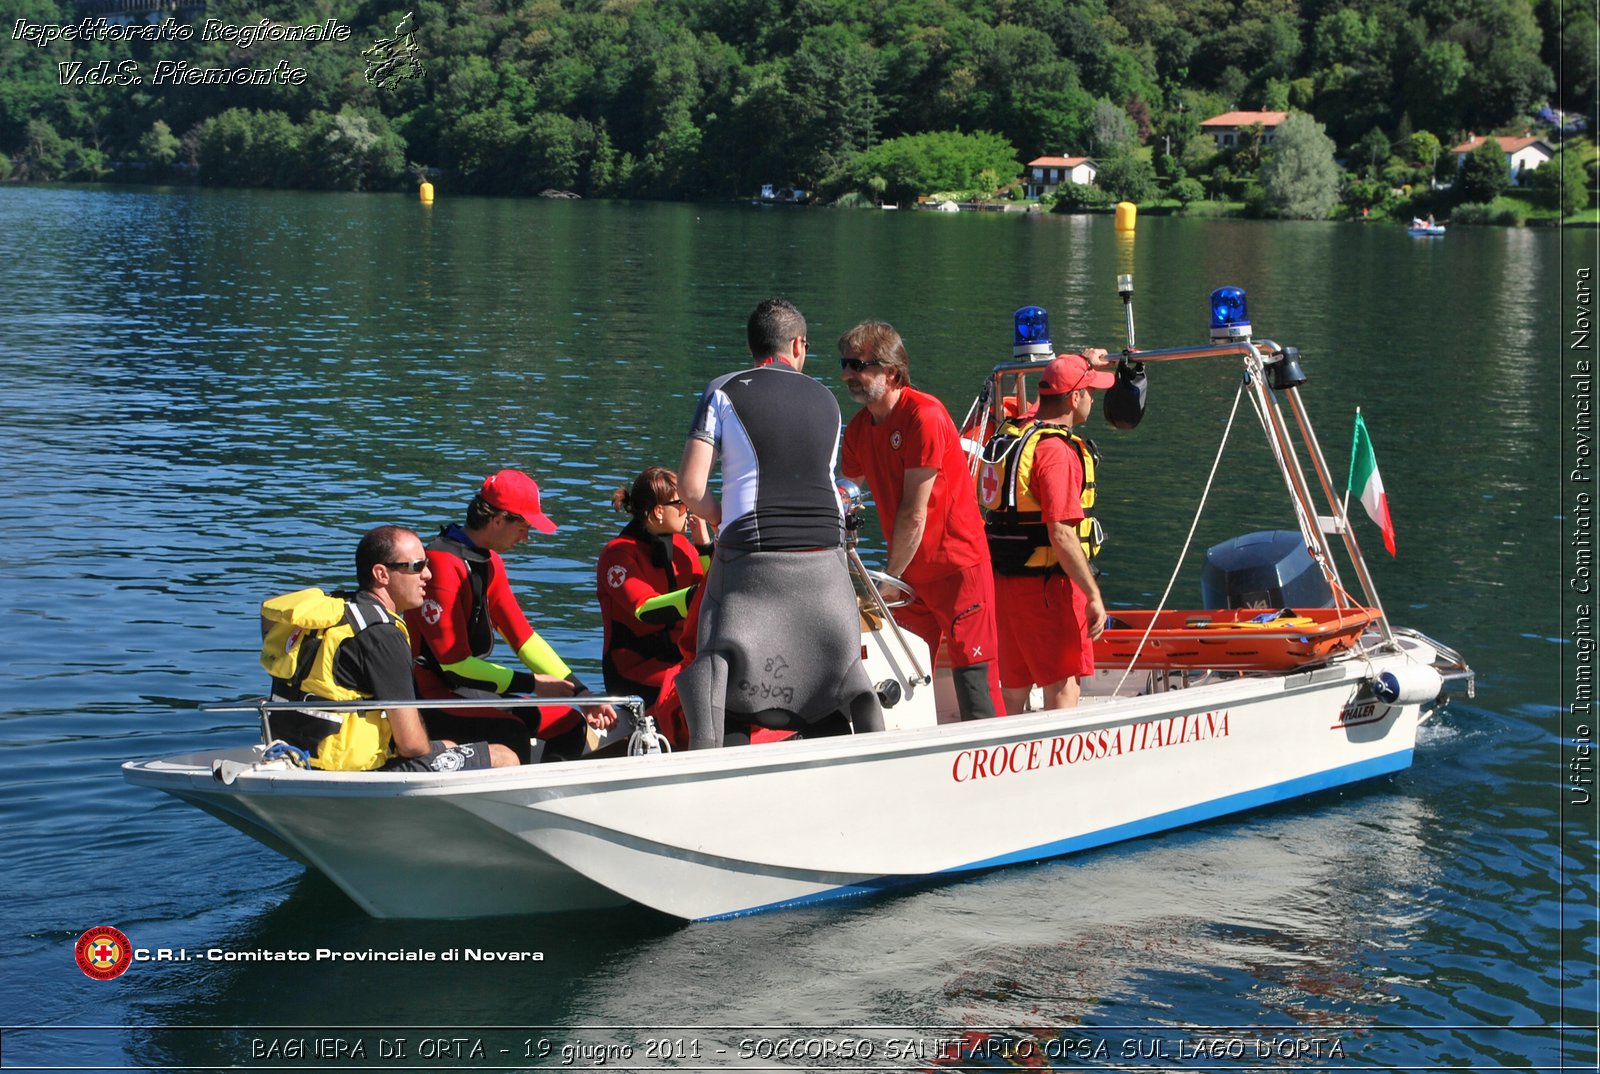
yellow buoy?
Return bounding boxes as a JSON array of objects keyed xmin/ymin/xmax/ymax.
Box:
[
  {"xmin": 419, "ymin": 180, "xmax": 434, "ymax": 204},
  {"xmin": 1115, "ymin": 200, "xmax": 1136, "ymax": 231}
]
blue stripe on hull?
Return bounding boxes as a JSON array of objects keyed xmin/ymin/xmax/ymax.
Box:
[{"xmin": 700, "ymin": 748, "xmax": 1414, "ymax": 921}]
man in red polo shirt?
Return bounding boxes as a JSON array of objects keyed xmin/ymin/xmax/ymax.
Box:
[{"xmin": 838, "ymin": 320, "xmax": 1004, "ymax": 720}]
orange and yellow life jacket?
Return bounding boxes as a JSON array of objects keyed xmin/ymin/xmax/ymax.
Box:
[{"xmin": 978, "ymin": 419, "xmax": 1102, "ymax": 575}]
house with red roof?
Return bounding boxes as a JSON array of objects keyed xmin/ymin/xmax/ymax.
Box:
[
  {"xmin": 1200, "ymin": 111, "xmax": 1289, "ymax": 149},
  {"xmin": 1024, "ymin": 156, "xmax": 1098, "ymax": 199},
  {"xmin": 1448, "ymin": 133, "xmax": 1555, "ymax": 186}
]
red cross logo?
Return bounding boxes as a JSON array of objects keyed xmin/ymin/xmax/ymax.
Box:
[{"xmin": 75, "ymin": 926, "xmax": 132, "ymax": 980}]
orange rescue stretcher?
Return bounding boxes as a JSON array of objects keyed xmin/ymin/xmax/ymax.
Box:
[{"xmin": 1095, "ymin": 606, "xmax": 1378, "ymax": 673}]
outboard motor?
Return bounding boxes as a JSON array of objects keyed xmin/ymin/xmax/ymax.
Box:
[{"xmin": 1200, "ymin": 530, "xmax": 1333, "ymax": 610}]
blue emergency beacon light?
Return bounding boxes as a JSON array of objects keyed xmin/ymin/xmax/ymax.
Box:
[
  {"xmin": 1209, "ymin": 286, "xmax": 1251, "ymax": 341},
  {"xmin": 1013, "ymin": 306, "xmax": 1054, "ymax": 359}
]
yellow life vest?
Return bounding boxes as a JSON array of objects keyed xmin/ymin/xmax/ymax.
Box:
[
  {"xmin": 259, "ymin": 588, "xmax": 407, "ymax": 771},
  {"xmin": 978, "ymin": 419, "xmax": 1101, "ymax": 575}
]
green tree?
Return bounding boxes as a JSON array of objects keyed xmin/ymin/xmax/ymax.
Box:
[
  {"xmin": 786, "ymin": 24, "xmax": 882, "ymax": 187},
  {"xmin": 1408, "ymin": 131, "xmax": 1442, "ymax": 174},
  {"xmin": 1095, "ymin": 146, "xmax": 1157, "ymax": 201},
  {"xmin": 195, "ymin": 110, "xmax": 303, "ymax": 188},
  {"xmin": 524, "ymin": 112, "xmax": 582, "ymax": 192},
  {"xmin": 1551, "ymin": 0, "xmax": 1599, "ymax": 114},
  {"xmin": 966, "ymin": 22, "xmax": 1095, "ymax": 158},
  {"xmin": 302, "ymin": 108, "xmax": 406, "ymax": 192},
  {"xmin": 1172, "ymin": 175, "xmax": 1205, "ymax": 205},
  {"xmin": 15, "ymin": 119, "xmax": 69, "ymax": 180},
  {"xmin": 1207, "ymin": 162, "xmax": 1236, "ymax": 200},
  {"xmin": 1312, "ymin": 9, "xmax": 1379, "ymax": 70},
  {"xmin": 1462, "ymin": 0, "xmax": 1555, "ymax": 125},
  {"xmin": 636, "ymin": 108, "xmax": 704, "ymax": 197},
  {"xmin": 708, "ymin": 62, "xmax": 794, "ymax": 195},
  {"xmin": 1527, "ymin": 148, "xmax": 1593, "ymax": 217},
  {"xmin": 1050, "ymin": 180, "xmax": 1113, "ymax": 211},
  {"xmin": 1258, "ymin": 111, "xmax": 1340, "ymax": 219},
  {"xmin": 1404, "ymin": 41, "xmax": 1470, "ymax": 134},
  {"xmin": 575, "ymin": 118, "xmax": 621, "ymax": 196},
  {"xmin": 1354, "ymin": 127, "xmax": 1391, "ymax": 177},
  {"xmin": 443, "ymin": 106, "xmax": 525, "ymax": 193},
  {"xmin": 1155, "ymin": 96, "xmax": 1202, "ymax": 162},
  {"xmin": 138, "ymin": 120, "xmax": 180, "ymax": 168},
  {"xmin": 843, "ymin": 129, "xmax": 1020, "ymax": 203},
  {"xmin": 1458, "ymin": 139, "xmax": 1509, "ymax": 203}
]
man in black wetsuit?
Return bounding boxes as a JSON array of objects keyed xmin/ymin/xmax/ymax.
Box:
[{"xmin": 676, "ymin": 298, "xmax": 885, "ymax": 748}]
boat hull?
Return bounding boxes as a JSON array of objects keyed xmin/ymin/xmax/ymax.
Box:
[{"xmin": 125, "ymin": 650, "xmax": 1427, "ymax": 921}]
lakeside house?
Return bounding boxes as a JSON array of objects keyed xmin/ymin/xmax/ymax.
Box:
[
  {"xmin": 1024, "ymin": 156, "xmax": 1097, "ymax": 199},
  {"xmin": 1448, "ymin": 134, "xmax": 1555, "ymax": 186},
  {"xmin": 1200, "ymin": 111, "xmax": 1289, "ymax": 149}
]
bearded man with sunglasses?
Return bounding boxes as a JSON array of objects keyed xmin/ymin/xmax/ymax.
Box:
[
  {"xmin": 837, "ymin": 320, "xmax": 1004, "ymax": 722},
  {"xmin": 408, "ymin": 470, "xmax": 617, "ymax": 764}
]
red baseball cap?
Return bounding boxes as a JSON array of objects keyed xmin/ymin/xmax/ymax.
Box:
[
  {"xmin": 480, "ymin": 469, "xmax": 557, "ymax": 533},
  {"xmin": 1038, "ymin": 352, "xmax": 1116, "ymax": 395}
]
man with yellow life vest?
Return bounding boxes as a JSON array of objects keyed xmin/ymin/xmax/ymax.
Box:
[
  {"xmin": 979, "ymin": 351, "xmax": 1113, "ymax": 711},
  {"xmin": 258, "ymin": 525, "xmax": 516, "ymax": 771},
  {"xmin": 408, "ymin": 470, "xmax": 618, "ymax": 764}
]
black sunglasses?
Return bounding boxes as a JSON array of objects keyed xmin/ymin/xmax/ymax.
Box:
[
  {"xmin": 385, "ymin": 559, "xmax": 428, "ymax": 574},
  {"xmin": 839, "ymin": 357, "xmax": 885, "ymax": 372}
]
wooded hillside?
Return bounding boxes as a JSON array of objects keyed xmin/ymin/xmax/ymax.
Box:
[{"xmin": 2, "ymin": 0, "xmax": 1587, "ymax": 200}]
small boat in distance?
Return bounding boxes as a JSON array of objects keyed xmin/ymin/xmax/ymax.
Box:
[
  {"xmin": 1409, "ymin": 214, "xmax": 1446, "ymax": 236},
  {"xmin": 751, "ymin": 182, "xmax": 809, "ymax": 206},
  {"xmin": 124, "ymin": 282, "xmax": 1473, "ymax": 922}
]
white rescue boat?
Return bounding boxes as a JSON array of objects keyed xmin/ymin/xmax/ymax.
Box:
[{"xmin": 124, "ymin": 281, "xmax": 1473, "ymax": 921}]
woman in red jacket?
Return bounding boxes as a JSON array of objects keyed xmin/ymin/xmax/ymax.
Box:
[{"xmin": 596, "ymin": 467, "xmax": 710, "ymax": 747}]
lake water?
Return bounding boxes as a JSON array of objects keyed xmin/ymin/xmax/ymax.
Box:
[{"xmin": 0, "ymin": 185, "xmax": 1592, "ymax": 1071}]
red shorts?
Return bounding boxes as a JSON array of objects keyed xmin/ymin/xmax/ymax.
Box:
[
  {"xmin": 894, "ymin": 562, "xmax": 999, "ymax": 670},
  {"xmin": 995, "ymin": 572, "xmax": 1094, "ymax": 688}
]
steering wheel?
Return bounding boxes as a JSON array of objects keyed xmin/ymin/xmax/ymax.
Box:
[{"xmin": 866, "ymin": 570, "xmax": 917, "ymax": 609}]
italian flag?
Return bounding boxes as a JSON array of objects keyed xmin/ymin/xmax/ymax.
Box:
[{"xmin": 1348, "ymin": 410, "xmax": 1396, "ymax": 556}]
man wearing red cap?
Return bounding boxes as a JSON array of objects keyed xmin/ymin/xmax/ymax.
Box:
[
  {"xmin": 408, "ymin": 469, "xmax": 616, "ymax": 763},
  {"xmin": 980, "ymin": 351, "xmax": 1113, "ymax": 711},
  {"xmin": 836, "ymin": 319, "xmax": 1004, "ymax": 722}
]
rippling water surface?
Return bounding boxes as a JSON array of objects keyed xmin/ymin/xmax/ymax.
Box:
[{"xmin": 0, "ymin": 186, "xmax": 1590, "ymax": 1071}]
